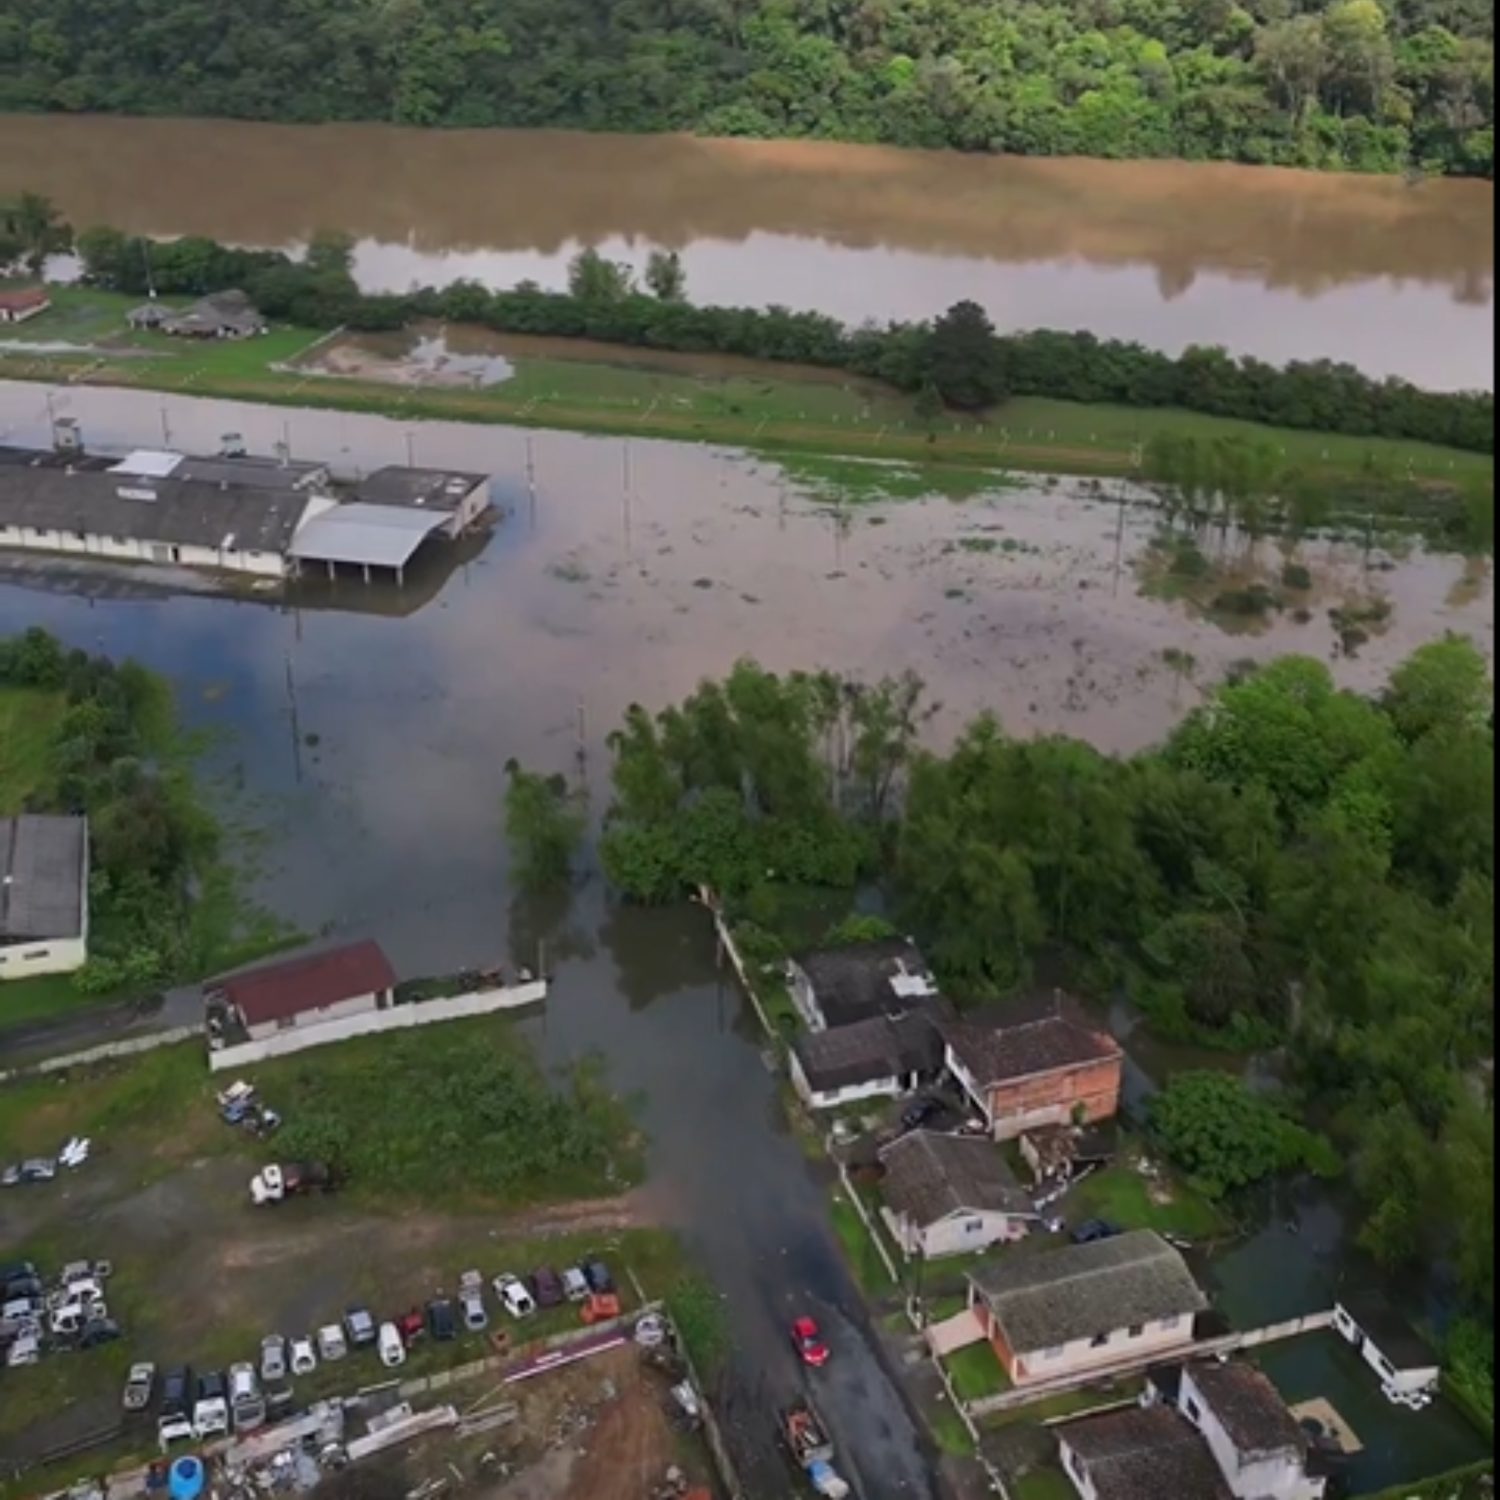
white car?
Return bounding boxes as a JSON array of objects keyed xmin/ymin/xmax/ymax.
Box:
[
  {"xmin": 458, "ymin": 1271, "xmax": 489, "ymax": 1331},
  {"xmin": 493, "ymin": 1273, "xmax": 536, "ymax": 1319},
  {"xmin": 51, "ymin": 1299, "xmax": 108, "ymax": 1338},
  {"xmin": 5, "ymin": 1333, "xmax": 39, "ymax": 1367},
  {"xmin": 260, "ymin": 1334, "xmax": 287, "ymax": 1383},
  {"xmin": 289, "ymin": 1336, "xmax": 318, "ymax": 1376},
  {"xmin": 377, "ymin": 1322, "xmax": 406, "ymax": 1369},
  {"xmin": 316, "ymin": 1323, "xmax": 348, "ymax": 1362}
]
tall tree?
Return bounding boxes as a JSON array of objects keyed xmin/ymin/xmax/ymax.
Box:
[
  {"xmin": 503, "ymin": 762, "xmax": 585, "ymax": 891},
  {"xmin": 923, "ymin": 300, "xmax": 1009, "ymax": 411},
  {"xmin": 644, "ymin": 248, "xmax": 687, "ymax": 302}
]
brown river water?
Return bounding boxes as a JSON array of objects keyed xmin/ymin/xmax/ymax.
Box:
[{"xmin": 3, "ymin": 115, "xmax": 1494, "ymax": 389}]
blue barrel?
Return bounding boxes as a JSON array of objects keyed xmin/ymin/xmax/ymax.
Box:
[{"xmin": 168, "ymin": 1456, "xmax": 204, "ymax": 1500}]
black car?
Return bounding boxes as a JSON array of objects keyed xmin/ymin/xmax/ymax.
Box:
[
  {"xmin": 582, "ymin": 1260, "xmax": 614, "ymax": 1295},
  {"xmin": 426, "ymin": 1298, "xmax": 457, "ymax": 1341},
  {"xmin": 197, "ymin": 1369, "xmax": 228, "ymax": 1401},
  {"xmin": 1070, "ymin": 1218, "xmax": 1121, "ymax": 1245},
  {"xmin": 901, "ymin": 1097, "xmax": 943, "ymax": 1130},
  {"xmin": 530, "ymin": 1266, "xmax": 565, "ymax": 1309},
  {"xmin": 160, "ymin": 1365, "xmax": 194, "ymax": 1414},
  {"xmin": 2, "ymin": 1274, "xmax": 42, "ymax": 1301},
  {"xmin": 78, "ymin": 1317, "xmax": 122, "ymax": 1349},
  {"xmin": 266, "ymin": 1387, "xmax": 296, "ymax": 1423},
  {"xmin": 0, "ymin": 1261, "xmax": 37, "ymax": 1285}
]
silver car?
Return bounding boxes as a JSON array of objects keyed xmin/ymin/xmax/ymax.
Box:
[{"xmin": 260, "ymin": 1334, "xmax": 287, "ymax": 1383}]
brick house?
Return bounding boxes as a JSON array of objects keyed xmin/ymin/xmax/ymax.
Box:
[{"xmin": 940, "ymin": 992, "xmax": 1123, "ymax": 1141}]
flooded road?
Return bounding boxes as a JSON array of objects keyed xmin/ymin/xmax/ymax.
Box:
[
  {"xmin": 0, "ymin": 115, "xmax": 1493, "ymax": 389},
  {"xmin": 0, "ymin": 384, "xmax": 1491, "ymax": 1495}
]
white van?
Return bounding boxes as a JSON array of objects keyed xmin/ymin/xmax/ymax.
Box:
[
  {"xmin": 229, "ymin": 1362, "xmax": 265, "ymax": 1432},
  {"xmin": 316, "ymin": 1324, "xmax": 347, "ymax": 1362},
  {"xmin": 377, "ymin": 1322, "xmax": 406, "ymax": 1369}
]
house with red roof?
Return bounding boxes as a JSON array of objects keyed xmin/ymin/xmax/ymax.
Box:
[
  {"xmin": 0, "ymin": 285, "xmax": 51, "ymax": 324},
  {"xmin": 211, "ymin": 940, "xmax": 397, "ymax": 1042}
]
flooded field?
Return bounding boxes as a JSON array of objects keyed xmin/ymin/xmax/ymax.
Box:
[{"xmin": 0, "ymin": 115, "xmax": 1492, "ymax": 388}]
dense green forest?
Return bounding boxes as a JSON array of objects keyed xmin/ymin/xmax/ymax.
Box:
[
  {"xmin": 0, "ymin": 0, "xmax": 1491, "ymax": 176},
  {"xmin": 596, "ymin": 643, "xmax": 1494, "ymax": 1378}
]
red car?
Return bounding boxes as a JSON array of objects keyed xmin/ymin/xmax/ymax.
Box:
[{"xmin": 791, "ymin": 1316, "xmax": 830, "ymax": 1368}]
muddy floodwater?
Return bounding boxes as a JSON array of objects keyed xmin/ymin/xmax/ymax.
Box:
[
  {"xmin": 1, "ymin": 115, "xmax": 1493, "ymax": 389},
  {"xmin": 0, "ymin": 382, "xmax": 1492, "ymax": 1496}
]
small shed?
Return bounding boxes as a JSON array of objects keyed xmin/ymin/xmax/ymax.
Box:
[
  {"xmin": 0, "ymin": 285, "xmax": 52, "ymax": 324},
  {"xmin": 1333, "ymin": 1292, "xmax": 1440, "ymax": 1396},
  {"xmin": 210, "ymin": 940, "xmax": 397, "ymax": 1042},
  {"xmin": 127, "ymin": 303, "xmax": 173, "ymax": 330}
]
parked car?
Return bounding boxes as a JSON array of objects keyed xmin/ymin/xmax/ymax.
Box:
[
  {"xmin": 426, "ymin": 1298, "xmax": 457, "ymax": 1341},
  {"xmin": 193, "ymin": 1370, "xmax": 230, "ymax": 1439},
  {"xmin": 316, "ymin": 1324, "xmax": 348, "ymax": 1362},
  {"xmin": 561, "ymin": 1267, "xmax": 590, "ymax": 1303},
  {"xmin": 79, "ymin": 1316, "xmax": 122, "ymax": 1349},
  {"xmin": 51, "ymin": 1299, "xmax": 108, "ymax": 1338},
  {"xmin": 493, "ymin": 1274, "xmax": 536, "ymax": 1319},
  {"xmin": 396, "ymin": 1308, "xmax": 425, "ymax": 1347},
  {"xmin": 791, "ymin": 1316, "xmax": 830, "ymax": 1368},
  {"xmin": 260, "ymin": 1334, "xmax": 288, "ymax": 1383},
  {"xmin": 582, "ymin": 1260, "xmax": 615, "ymax": 1295},
  {"xmin": 458, "ymin": 1272, "xmax": 489, "ymax": 1332},
  {"xmin": 59, "ymin": 1260, "xmax": 111, "ymax": 1286},
  {"xmin": 0, "ymin": 1261, "xmax": 37, "ymax": 1283},
  {"xmin": 289, "ymin": 1336, "xmax": 318, "ymax": 1376},
  {"xmin": 2, "ymin": 1274, "xmax": 42, "ymax": 1301},
  {"xmin": 266, "ymin": 1387, "xmax": 296, "ymax": 1423},
  {"xmin": 1070, "ymin": 1218, "xmax": 1121, "ymax": 1245},
  {"xmin": 229, "ymin": 1361, "xmax": 265, "ymax": 1432},
  {"xmin": 901, "ymin": 1097, "xmax": 943, "ymax": 1131},
  {"xmin": 2, "ymin": 1159, "xmax": 56, "ymax": 1186},
  {"xmin": 530, "ymin": 1267, "xmax": 565, "ymax": 1309},
  {"xmin": 5, "ymin": 1333, "xmax": 40, "ymax": 1367},
  {"xmin": 343, "ymin": 1306, "xmax": 377, "ymax": 1348},
  {"xmin": 123, "ymin": 1362, "xmax": 156, "ymax": 1412},
  {"xmin": 158, "ymin": 1366, "xmax": 196, "ymax": 1446},
  {"xmin": 378, "ymin": 1322, "xmax": 406, "ymax": 1369}
]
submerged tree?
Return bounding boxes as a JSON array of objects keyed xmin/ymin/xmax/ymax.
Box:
[
  {"xmin": 0, "ymin": 191, "xmax": 72, "ymax": 275},
  {"xmin": 644, "ymin": 248, "xmax": 687, "ymax": 302},
  {"xmin": 503, "ymin": 762, "xmax": 585, "ymax": 890},
  {"xmin": 567, "ymin": 246, "xmax": 634, "ymax": 303}
]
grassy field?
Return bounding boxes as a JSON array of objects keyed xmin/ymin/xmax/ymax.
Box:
[
  {"xmin": 0, "ymin": 287, "xmax": 1490, "ymax": 495},
  {"xmin": 1069, "ymin": 1161, "xmax": 1229, "ymax": 1240},
  {"xmin": 1012, "ymin": 1470, "xmax": 1077, "ymax": 1500},
  {"xmin": 0, "ymin": 684, "xmax": 64, "ymax": 811},
  {"xmin": 943, "ymin": 1339, "xmax": 1011, "ymax": 1401}
]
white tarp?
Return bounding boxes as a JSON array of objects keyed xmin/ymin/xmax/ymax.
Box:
[{"xmin": 289, "ymin": 503, "xmax": 446, "ymax": 568}]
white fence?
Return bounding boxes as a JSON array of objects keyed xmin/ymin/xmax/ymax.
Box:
[
  {"xmin": 208, "ymin": 979, "xmax": 548, "ymax": 1071},
  {"xmin": 0, "ymin": 1025, "xmax": 199, "ymax": 1084}
]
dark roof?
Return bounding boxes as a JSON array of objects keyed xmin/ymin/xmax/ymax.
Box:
[
  {"xmin": 0, "ymin": 815, "xmax": 87, "ymax": 941},
  {"xmin": 0, "ymin": 285, "xmax": 50, "ymax": 311},
  {"xmin": 1336, "ymin": 1291, "xmax": 1438, "ymax": 1371},
  {"xmin": 1059, "ymin": 1405, "xmax": 1230, "ymax": 1500},
  {"xmin": 1187, "ymin": 1360, "xmax": 1305, "ymax": 1458},
  {"xmin": 173, "ymin": 454, "xmax": 328, "ymax": 492},
  {"xmin": 792, "ymin": 1012, "xmax": 941, "ymax": 1093},
  {"xmin": 793, "ymin": 938, "xmax": 941, "ymax": 1028},
  {"xmin": 216, "ymin": 940, "xmax": 396, "ymax": 1026},
  {"xmin": 0, "ymin": 462, "xmax": 312, "ymax": 554},
  {"xmin": 967, "ymin": 1230, "xmax": 1207, "ymax": 1353},
  {"xmin": 941, "ymin": 992, "xmax": 1122, "ymax": 1087},
  {"xmin": 879, "ymin": 1131, "xmax": 1032, "ymax": 1225},
  {"xmin": 355, "ymin": 466, "xmax": 489, "ymax": 512}
]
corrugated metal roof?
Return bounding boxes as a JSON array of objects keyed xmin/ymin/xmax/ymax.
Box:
[
  {"xmin": 216, "ymin": 939, "xmax": 397, "ymax": 1025},
  {"xmin": 355, "ymin": 466, "xmax": 489, "ymax": 511},
  {"xmin": 289, "ymin": 502, "xmax": 448, "ymax": 568},
  {"xmin": 0, "ymin": 815, "xmax": 87, "ymax": 941}
]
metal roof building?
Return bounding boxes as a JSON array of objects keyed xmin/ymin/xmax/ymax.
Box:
[
  {"xmin": 1, "ymin": 815, "xmax": 90, "ymax": 980},
  {"xmin": 288, "ymin": 502, "xmax": 450, "ymax": 573}
]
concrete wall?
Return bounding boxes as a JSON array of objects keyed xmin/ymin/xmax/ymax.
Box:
[
  {"xmin": 244, "ymin": 990, "xmax": 381, "ymax": 1042},
  {"xmin": 210, "ymin": 978, "xmax": 547, "ymax": 1071},
  {"xmin": 0, "ymin": 933, "xmax": 87, "ymax": 979},
  {"xmin": 0, "ymin": 526, "xmax": 289, "ymax": 577},
  {"xmin": 1180, "ymin": 1366, "xmax": 1325, "ymax": 1500},
  {"xmin": 884, "ymin": 1205, "xmax": 1028, "ymax": 1260}
]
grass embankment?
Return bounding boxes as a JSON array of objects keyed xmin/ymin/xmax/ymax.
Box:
[
  {"xmin": 0, "ymin": 684, "xmax": 64, "ymax": 810},
  {"xmin": 2, "ymin": 288, "xmax": 1490, "ymax": 499}
]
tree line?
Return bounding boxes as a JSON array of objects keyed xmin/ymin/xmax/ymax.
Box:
[
  {"xmin": 584, "ymin": 643, "xmax": 1493, "ymax": 1333},
  {"xmin": 0, "ymin": 0, "xmax": 1491, "ymax": 176},
  {"xmin": 67, "ymin": 220, "xmax": 1496, "ymax": 455}
]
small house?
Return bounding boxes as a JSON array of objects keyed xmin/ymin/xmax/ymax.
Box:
[
  {"xmin": 787, "ymin": 937, "xmax": 942, "ymax": 1032},
  {"xmin": 0, "ymin": 286, "xmax": 51, "ymax": 324},
  {"xmin": 941, "ymin": 992, "xmax": 1124, "ymax": 1141},
  {"xmin": 789, "ymin": 1012, "xmax": 942, "ymax": 1111},
  {"xmin": 1333, "ymin": 1292, "xmax": 1440, "ymax": 1396},
  {"xmin": 879, "ymin": 1130, "xmax": 1033, "ymax": 1259},
  {"xmin": 160, "ymin": 289, "xmax": 266, "ymax": 339},
  {"xmin": 354, "ymin": 466, "xmax": 492, "ymax": 539},
  {"xmin": 1058, "ymin": 1403, "xmax": 1231, "ymax": 1500},
  {"xmin": 966, "ymin": 1229, "xmax": 1206, "ymax": 1386},
  {"xmin": 0, "ymin": 815, "xmax": 89, "ymax": 980},
  {"xmin": 210, "ymin": 940, "xmax": 397, "ymax": 1042},
  {"xmin": 127, "ymin": 303, "xmax": 171, "ymax": 330}
]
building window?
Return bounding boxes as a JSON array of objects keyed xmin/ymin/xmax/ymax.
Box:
[
  {"xmin": 24, "ymin": 948, "xmax": 51, "ymax": 960},
  {"xmin": 1090, "ymin": 1332, "xmax": 1110, "ymax": 1348},
  {"xmin": 276, "ymin": 1015, "xmax": 298, "ymax": 1031},
  {"xmin": 1043, "ymin": 1345, "xmax": 1066, "ymax": 1360},
  {"xmin": 1067, "ymin": 1450, "xmax": 1087, "ymax": 1481},
  {"xmin": 1184, "ymin": 1396, "xmax": 1202, "ymax": 1424},
  {"xmin": 1127, "ymin": 1324, "xmax": 1144, "ymax": 1338},
  {"xmin": 1158, "ymin": 1315, "xmax": 1181, "ymax": 1332},
  {"xmin": 964, "ymin": 1218, "xmax": 984, "ymax": 1234}
]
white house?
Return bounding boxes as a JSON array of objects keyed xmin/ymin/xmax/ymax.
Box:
[
  {"xmin": 1058, "ymin": 1403, "xmax": 1231, "ymax": 1500},
  {"xmin": 789, "ymin": 1012, "xmax": 942, "ymax": 1111},
  {"xmin": 353, "ymin": 466, "xmax": 492, "ymax": 539},
  {"xmin": 966, "ymin": 1230, "xmax": 1207, "ymax": 1386},
  {"xmin": 879, "ymin": 1130, "xmax": 1034, "ymax": 1259},
  {"xmin": 209, "ymin": 940, "xmax": 397, "ymax": 1044},
  {"xmin": 786, "ymin": 937, "xmax": 941, "ymax": 1032},
  {"xmin": 0, "ymin": 815, "xmax": 89, "ymax": 980},
  {"xmin": 1178, "ymin": 1361, "xmax": 1327, "ymax": 1500},
  {"xmin": 1333, "ymin": 1293, "xmax": 1440, "ymax": 1397}
]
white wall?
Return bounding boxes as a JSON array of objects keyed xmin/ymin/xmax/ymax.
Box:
[
  {"xmin": 1180, "ymin": 1367, "xmax": 1325, "ymax": 1500},
  {"xmin": 0, "ymin": 527, "xmax": 289, "ymax": 576},
  {"xmin": 789, "ymin": 1048, "xmax": 907, "ymax": 1110},
  {"xmin": 211, "ymin": 979, "xmax": 547, "ymax": 1071},
  {"xmin": 786, "ymin": 961, "xmax": 825, "ymax": 1031},
  {"xmin": 244, "ymin": 990, "xmax": 381, "ymax": 1042},
  {"xmin": 1011, "ymin": 1313, "xmax": 1193, "ymax": 1385},
  {"xmin": 883, "ymin": 1205, "xmax": 1028, "ymax": 1260},
  {"xmin": 945, "ymin": 1046, "xmax": 993, "ymax": 1128},
  {"xmin": 1059, "ymin": 1437, "xmax": 1102, "ymax": 1500},
  {"xmin": 0, "ymin": 934, "xmax": 87, "ymax": 979}
]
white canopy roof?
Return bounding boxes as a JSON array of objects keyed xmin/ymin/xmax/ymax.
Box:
[{"xmin": 289, "ymin": 503, "xmax": 446, "ymax": 569}]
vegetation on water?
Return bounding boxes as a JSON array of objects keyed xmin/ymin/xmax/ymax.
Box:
[
  {"xmin": 56, "ymin": 214, "xmax": 1495, "ymax": 457},
  {"xmin": 503, "ymin": 760, "xmax": 586, "ymax": 891},
  {"xmin": 0, "ymin": 627, "xmax": 287, "ymax": 1010},
  {"xmin": 265, "ymin": 1018, "xmax": 642, "ymax": 1205},
  {"xmin": 0, "ymin": 0, "xmax": 1491, "ymax": 177},
  {"xmin": 598, "ymin": 638, "xmax": 1493, "ymax": 1335}
]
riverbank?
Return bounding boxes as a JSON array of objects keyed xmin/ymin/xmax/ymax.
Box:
[{"xmin": 1, "ymin": 292, "xmax": 1492, "ymax": 521}]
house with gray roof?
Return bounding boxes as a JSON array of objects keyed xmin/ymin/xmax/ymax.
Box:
[
  {"xmin": 0, "ymin": 815, "xmax": 89, "ymax": 980},
  {"xmin": 1057, "ymin": 1403, "xmax": 1231, "ymax": 1500},
  {"xmin": 879, "ymin": 1130, "xmax": 1034, "ymax": 1259},
  {"xmin": 966, "ymin": 1229, "xmax": 1206, "ymax": 1385},
  {"xmin": 353, "ymin": 466, "xmax": 491, "ymax": 538},
  {"xmin": 789, "ymin": 1010, "xmax": 943, "ymax": 1111},
  {"xmin": 787, "ymin": 937, "xmax": 942, "ymax": 1031}
]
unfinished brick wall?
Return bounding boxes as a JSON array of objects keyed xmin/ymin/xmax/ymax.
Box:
[{"xmin": 987, "ymin": 1058, "xmax": 1123, "ymax": 1140}]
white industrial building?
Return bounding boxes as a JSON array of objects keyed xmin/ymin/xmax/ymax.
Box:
[{"xmin": 0, "ymin": 815, "xmax": 90, "ymax": 980}]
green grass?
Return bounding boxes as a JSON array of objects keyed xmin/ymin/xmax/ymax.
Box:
[
  {"xmin": 1012, "ymin": 1470, "xmax": 1077, "ymax": 1500},
  {"xmin": 927, "ymin": 1400, "xmax": 977, "ymax": 1457},
  {"xmin": 0, "ymin": 684, "xmax": 64, "ymax": 811},
  {"xmin": 0, "ymin": 288, "xmax": 1488, "ymax": 501},
  {"xmin": 829, "ymin": 1190, "xmax": 897, "ymax": 1296},
  {"xmin": 1069, "ymin": 1162, "xmax": 1229, "ymax": 1240},
  {"xmin": 982, "ymin": 1380, "xmax": 1145, "ymax": 1429},
  {"xmin": 943, "ymin": 1339, "xmax": 1011, "ymax": 1402}
]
